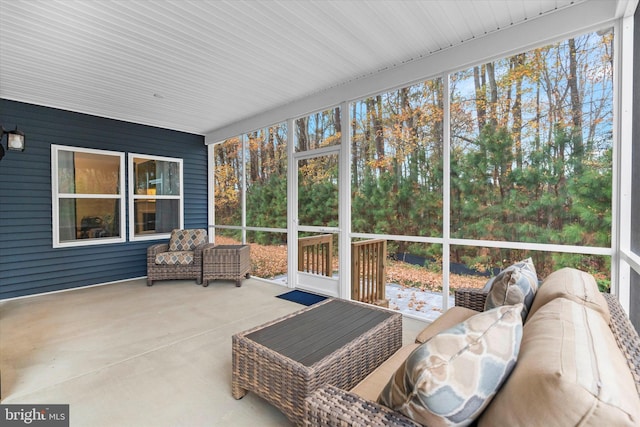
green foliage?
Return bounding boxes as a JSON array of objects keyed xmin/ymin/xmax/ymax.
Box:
[{"xmin": 247, "ymin": 175, "xmax": 287, "ymax": 229}]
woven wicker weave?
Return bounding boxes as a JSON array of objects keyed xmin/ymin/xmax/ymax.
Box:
[
  {"xmin": 454, "ymin": 287, "xmax": 488, "ymax": 312},
  {"xmin": 232, "ymin": 299, "xmax": 402, "ymax": 426},
  {"xmin": 202, "ymin": 244, "xmax": 250, "ymax": 287},
  {"xmin": 305, "ymin": 289, "xmax": 640, "ymax": 427},
  {"xmin": 604, "ymin": 293, "xmax": 640, "ymax": 393},
  {"xmin": 146, "ymin": 241, "xmax": 206, "ymax": 286}
]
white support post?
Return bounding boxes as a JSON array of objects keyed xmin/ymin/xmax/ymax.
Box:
[
  {"xmin": 340, "ymin": 100, "xmax": 352, "ymax": 301},
  {"xmin": 241, "ymin": 134, "xmax": 247, "ymax": 244},
  {"xmin": 442, "ymin": 72, "xmax": 452, "ymax": 312},
  {"xmin": 287, "ymin": 117, "xmax": 297, "ymax": 289},
  {"xmin": 207, "ymin": 143, "xmax": 216, "ymax": 243},
  {"xmin": 615, "ymin": 13, "xmax": 635, "ymax": 312}
]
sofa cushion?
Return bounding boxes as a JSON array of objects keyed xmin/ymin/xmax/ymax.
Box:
[
  {"xmin": 378, "ymin": 304, "xmax": 523, "ymax": 427},
  {"xmin": 478, "ymin": 298, "xmax": 640, "ymax": 427},
  {"xmin": 155, "ymin": 251, "xmax": 194, "ymax": 265},
  {"xmin": 484, "ymin": 258, "xmax": 537, "ymax": 321},
  {"xmin": 527, "ymin": 267, "xmax": 610, "ymax": 324},
  {"xmin": 168, "ymin": 229, "xmax": 207, "ymax": 252},
  {"xmin": 415, "ymin": 306, "xmax": 479, "ymax": 344}
]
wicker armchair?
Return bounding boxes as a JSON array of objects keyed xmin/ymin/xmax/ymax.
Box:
[
  {"xmin": 146, "ymin": 229, "xmax": 209, "ymax": 286},
  {"xmin": 305, "ymin": 287, "xmax": 640, "ymax": 427}
]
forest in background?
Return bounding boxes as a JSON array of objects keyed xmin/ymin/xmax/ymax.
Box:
[{"xmin": 215, "ymin": 29, "xmax": 614, "ymax": 290}]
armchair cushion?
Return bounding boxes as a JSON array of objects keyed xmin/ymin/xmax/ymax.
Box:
[
  {"xmin": 168, "ymin": 229, "xmax": 207, "ymax": 252},
  {"xmin": 378, "ymin": 304, "xmax": 524, "ymax": 427},
  {"xmin": 155, "ymin": 251, "xmax": 195, "ymax": 265},
  {"xmin": 484, "ymin": 258, "xmax": 537, "ymax": 321}
]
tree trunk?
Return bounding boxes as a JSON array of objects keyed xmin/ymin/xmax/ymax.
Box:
[
  {"xmin": 296, "ymin": 117, "xmax": 309, "ymax": 152},
  {"xmin": 568, "ymin": 38, "xmax": 584, "ymax": 174},
  {"xmin": 249, "ymin": 131, "xmax": 259, "ymax": 184},
  {"xmin": 512, "ymin": 53, "xmax": 525, "ymax": 170},
  {"xmin": 473, "ymin": 65, "xmax": 487, "ymax": 132},
  {"xmin": 351, "ymin": 102, "xmax": 359, "ymax": 187},
  {"xmin": 486, "ymin": 62, "xmax": 498, "ymax": 128}
]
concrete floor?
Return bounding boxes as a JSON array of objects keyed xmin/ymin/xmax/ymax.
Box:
[{"xmin": 0, "ymin": 278, "xmax": 428, "ymax": 427}]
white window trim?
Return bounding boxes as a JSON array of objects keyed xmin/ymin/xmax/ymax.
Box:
[
  {"xmin": 51, "ymin": 144, "xmax": 126, "ymax": 248},
  {"xmin": 128, "ymin": 153, "xmax": 184, "ymax": 241}
]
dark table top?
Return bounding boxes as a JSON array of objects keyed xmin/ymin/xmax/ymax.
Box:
[{"xmin": 246, "ymin": 299, "xmax": 395, "ymax": 366}]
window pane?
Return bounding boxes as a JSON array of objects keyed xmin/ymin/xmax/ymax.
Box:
[
  {"xmin": 214, "ymin": 137, "xmax": 242, "ymax": 226},
  {"xmin": 295, "ymin": 108, "xmax": 341, "ymax": 151},
  {"xmin": 450, "ymin": 30, "xmax": 613, "ymax": 247},
  {"xmin": 351, "ymin": 79, "xmax": 444, "ymax": 236},
  {"xmin": 133, "ymin": 158, "xmax": 180, "ymax": 196},
  {"xmin": 58, "ymin": 150, "xmax": 120, "ymax": 194},
  {"xmin": 133, "ymin": 199, "xmax": 179, "ymax": 234},
  {"xmin": 298, "ymin": 154, "xmax": 338, "ymax": 227},
  {"xmin": 245, "ymin": 124, "xmax": 288, "ymax": 228},
  {"xmin": 59, "ymin": 199, "xmax": 121, "ymax": 241},
  {"xmin": 450, "ymin": 245, "xmax": 610, "ymax": 291},
  {"xmin": 385, "ymin": 241, "xmax": 452, "ymax": 322},
  {"xmin": 246, "ymin": 231, "xmax": 288, "ymax": 281}
]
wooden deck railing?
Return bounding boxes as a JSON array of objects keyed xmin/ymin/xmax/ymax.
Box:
[
  {"xmin": 298, "ymin": 234, "xmax": 333, "ymax": 277},
  {"xmin": 297, "ymin": 235, "xmax": 389, "ymax": 308},
  {"xmin": 351, "ymin": 239, "xmax": 388, "ymax": 307}
]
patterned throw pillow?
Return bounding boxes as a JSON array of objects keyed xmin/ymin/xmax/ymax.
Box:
[
  {"xmin": 378, "ymin": 304, "xmax": 524, "ymax": 427},
  {"xmin": 484, "ymin": 258, "xmax": 537, "ymax": 321},
  {"xmin": 155, "ymin": 251, "xmax": 194, "ymax": 265},
  {"xmin": 168, "ymin": 229, "xmax": 207, "ymax": 251}
]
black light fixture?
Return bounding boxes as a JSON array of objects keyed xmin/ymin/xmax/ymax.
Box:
[{"xmin": 0, "ymin": 125, "xmax": 26, "ymax": 161}]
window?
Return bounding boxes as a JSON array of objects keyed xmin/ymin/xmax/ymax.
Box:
[
  {"xmin": 295, "ymin": 108, "xmax": 341, "ymax": 152},
  {"xmin": 51, "ymin": 145, "xmax": 125, "ymax": 247},
  {"xmin": 214, "ymin": 137, "xmax": 242, "ymax": 227},
  {"xmin": 351, "ymin": 78, "xmax": 444, "ymax": 236},
  {"xmin": 246, "ymin": 123, "xmax": 288, "ymax": 229},
  {"xmin": 449, "ymin": 30, "xmax": 613, "ymax": 277},
  {"xmin": 129, "ymin": 154, "xmax": 183, "ymax": 240}
]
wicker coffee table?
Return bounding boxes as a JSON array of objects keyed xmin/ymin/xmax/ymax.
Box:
[{"xmin": 232, "ymin": 298, "xmax": 402, "ymax": 425}]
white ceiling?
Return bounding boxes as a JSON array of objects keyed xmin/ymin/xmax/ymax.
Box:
[{"xmin": 0, "ymin": 0, "xmax": 633, "ymax": 137}]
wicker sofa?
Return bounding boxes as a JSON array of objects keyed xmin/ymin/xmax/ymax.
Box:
[{"xmin": 305, "ymin": 267, "xmax": 640, "ymax": 426}]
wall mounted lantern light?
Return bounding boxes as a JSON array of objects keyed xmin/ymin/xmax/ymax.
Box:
[{"xmin": 0, "ymin": 125, "xmax": 26, "ymax": 161}]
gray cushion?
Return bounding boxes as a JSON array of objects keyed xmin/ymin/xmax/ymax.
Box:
[{"xmin": 484, "ymin": 258, "xmax": 537, "ymax": 321}]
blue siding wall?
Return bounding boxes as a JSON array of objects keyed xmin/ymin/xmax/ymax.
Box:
[{"xmin": 0, "ymin": 99, "xmax": 207, "ymax": 299}]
